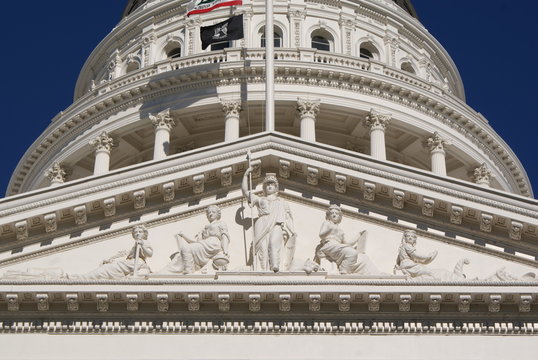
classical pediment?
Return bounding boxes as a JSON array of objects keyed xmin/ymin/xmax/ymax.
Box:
[{"xmin": 1, "ymin": 178, "xmax": 535, "ymax": 283}]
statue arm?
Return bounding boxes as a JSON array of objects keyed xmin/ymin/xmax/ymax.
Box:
[
  {"xmin": 409, "ymin": 245, "xmax": 437, "ymax": 264},
  {"xmin": 139, "ymin": 241, "xmax": 153, "ymax": 258},
  {"xmin": 318, "ymin": 221, "xmax": 334, "ymax": 239},
  {"xmin": 177, "ymin": 231, "xmax": 197, "ymax": 244},
  {"xmin": 241, "ymin": 167, "xmax": 258, "ymax": 205},
  {"xmin": 218, "ymin": 222, "xmax": 230, "ymax": 255}
]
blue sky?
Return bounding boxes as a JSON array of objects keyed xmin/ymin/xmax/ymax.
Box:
[{"xmin": 0, "ymin": 0, "xmax": 536, "ymax": 197}]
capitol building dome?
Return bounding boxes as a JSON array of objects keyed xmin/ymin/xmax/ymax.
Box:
[
  {"xmin": 6, "ymin": 0, "xmax": 532, "ymax": 197},
  {"xmin": 0, "ymin": 1, "xmax": 536, "ymax": 359}
]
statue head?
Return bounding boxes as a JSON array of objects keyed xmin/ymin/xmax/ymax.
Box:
[
  {"xmin": 402, "ymin": 229, "xmax": 417, "ymax": 245},
  {"xmin": 206, "ymin": 205, "xmax": 221, "ymax": 221},
  {"xmin": 325, "ymin": 204, "xmax": 343, "ymax": 224},
  {"xmin": 262, "ymin": 173, "xmax": 279, "ymax": 195},
  {"xmin": 132, "ymin": 224, "xmax": 148, "ymax": 240}
]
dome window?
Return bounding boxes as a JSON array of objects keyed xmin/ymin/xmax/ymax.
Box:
[
  {"xmin": 126, "ymin": 62, "xmax": 140, "ymax": 74},
  {"xmin": 401, "ymin": 62, "xmax": 416, "ymax": 74},
  {"xmin": 359, "ymin": 42, "xmax": 379, "ymax": 60},
  {"xmin": 260, "ymin": 26, "xmax": 283, "ymax": 48},
  {"xmin": 311, "ymin": 35, "xmax": 330, "ymax": 51},
  {"xmin": 166, "ymin": 47, "xmax": 182, "ymax": 59}
]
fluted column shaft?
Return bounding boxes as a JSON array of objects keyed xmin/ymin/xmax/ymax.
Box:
[
  {"xmin": 425, "ymin": 132, "xmax": 450, "ymax": 176},
  {"xmin": 364, "ymin": 109, "xmax": 390, "ymax": 160},
  {"xmin": 89, "ymin": 132, "xmax": 115, "ymax": 175},
  {"xmin": 297, "ymin": 98, "xmax": 320, "ymax": 142},
  {"xmin": 150, "ymin": 109, "xmax": 176, "ymax": 160},
  {"xmin": 221, "ymin": 100, "xmax": 242, "ymax": 142}
]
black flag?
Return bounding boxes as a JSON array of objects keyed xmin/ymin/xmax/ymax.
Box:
[{"xmin": 201, "ymin": 15, "xmax": 244, "ymax": 50}]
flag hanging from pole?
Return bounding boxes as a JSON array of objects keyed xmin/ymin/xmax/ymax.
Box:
[
  {"xmin": 187, "ymin": 0, "xmax": 243, "ymax": 16},
  {"xmin": 200, "ymin": 15, "xmax": 244, "ymax": 50}
]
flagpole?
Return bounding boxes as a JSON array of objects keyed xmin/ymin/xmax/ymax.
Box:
[{"xmin": 265, "ymin": 0, "xmax": 275, "ymax": 133}]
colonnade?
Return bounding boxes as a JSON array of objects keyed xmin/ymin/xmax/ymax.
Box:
[{"xmin": 46, "ymin": 105, "xmax": 492, "ymax": 189}]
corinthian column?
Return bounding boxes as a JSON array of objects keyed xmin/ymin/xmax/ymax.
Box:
[
  {"xmin": 297, "ymin": 98, "xmax": 320, "ymax": 141},
  {"xmin": 425, "ymin": 132, "xmax": 450, "ymax": 176},
  {"xmin": 89, "ymin": 132, "xmax": 116, "ymax": 175},
  {"xmin": 364, "ymin": 109, "xmax": 391, "ymax": 160},
  {"xmin": 472, "ymin": 163, "xmax": 493, "ymax": 187},
  {"xmin": 150, "ymin": 109, "xmax": 176, "ymax": 160},
  {"xmin": 221, "ymin": 100, "xmax": 242, "ymax": 142},
  {"xmin": 45, "ymin": 162, "xmax": 67, "ymax": 187}
]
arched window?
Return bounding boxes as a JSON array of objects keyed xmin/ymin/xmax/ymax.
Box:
[
  {"xmin": 401, "ymin": 62, "xmax": 416, "ymax": 74},
  {"xmin": 311, "ymin": 35, "xmax": 330, "ymax": 51},
  {"xmin": 359, "ymin": 42, "xmax": 379, "ymax": 60},
  {"xmin": 260, "ymin": 26, "xmax": 283, "ymax": 48},
  {"xmin": 126, "ymin": 62, "xmax": 140, "ymax": 74},
  {"xmin": 163, "ymin": 41, "xmax": 182, "ymax": 59}
]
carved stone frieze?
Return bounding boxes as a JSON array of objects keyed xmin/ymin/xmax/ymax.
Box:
[
  {"xmin": 192, "ymin": 174, "xmax": 205, "ymax": 194},
  {"xmin": 96, "ymin": 294, "xmax": 109, "ymax": 312},
  {"xmin": 489, "ymin": 294, "xmax": 501, "ymax": 313},
  {"xmin": 126, "ymin": 294, "xmax": 139, "ymax": 312},
  {"xmin": 399, "ymin": 294, "xmax": 411, "ymax": 312},
  {"xmin": 162, "ymin": 182, "xmax": 175, "ymax": 202},
  {"xmin": 249, "ymin": 294, "xmax": 261, "ymax": 312},
  {"xmin": 157, "ymin": 294, "xmax": 169, "ymax": 312},
  {"xmin": 307, "ymin": 167, "xmax": 318, "ymax": 185},
  {"xmin": 338, "ymin": 294, "xmax": 351, "ymax": 312},
  {"xmin": 429, "ymin": 294, "xmax": 442, "ymax": 312},
  {"xmin": 422, "ymin": 198, "xmax": 434, "ymax": 217},
  {"xmin": 66, "ymin": 294, "xmax": 79, "ymax": 312},
  {"xmin": 509, "ymin": 221, "xmax": 523, "ymax": 240},
  {"xmin": 220, "ymin": 167, "xmax": 232, "ymax": 187},
  {"xmin": 363, "ymin": 182, "xmax": 375, "ymax": 201},
  {"xmin": 7, "ymin": 294, "xmax": 19, "ymax": 311},
  {"xmin": 279, "ymin": 294, "xmax": 291, "ymax": 312},
  {"xmin": 74, "ymin": 205, "xmax": 87, "ymax": 225},
  {"xmin": 309, "ymin": 294, "xmax": 321, "ymax": 312},
  {"xmin": 36, "ymin": 294, "xmax": 49, "ymax": 311},
  {"xmin": 44, "ymin": 213, "xmax": 57, "ymax": 233},
  {"xmin": 133, "ymin": 190, "xmax": 146, "ymax": 209},
  {"xmin": 458, "ymin": 295, "xmax": 471, "ymax": 312},
  {"xmin": 218, "ymin": 294, "xmax": 230, "ymax": 312},
  {"xmin": 450, "ymin": 205, "xmax": 463, "ymax": 224},
  {"xmin": 103, "ymin": 198, "xmax": 116, "ymax": 217},
  {"xmin": 89, "ymin": 131, "xmax": 116, "ymax": 153},
  {"xmin": 335, "ymin": 174, "xmax": 347, "ymax": 194},
  {"xmin": 15, "ymin": 221, "xmax": 28, "ymax": 241},
  {"xmin": 279, "ymin": 160, "xmax": 291, "ymax": 179},
  {"xmin": 364, "ymin": 109, "xmax": 391, "ymax": 131},
  {"xmin": 368, "ymin": 294, "xmax": 380, "ymax": 312},
  {"xmin": 188, "ymin": 294, "xmax": 200, "ymax": 311},
  {"xmin": 149, "ymin": 108, "xmax": 175, "ymax": 131},
  {"xmin": 392, "ymin": 190, "xmax": 405, "ymax": 209},
  {"xmin": 519, "ymin": 295, "xmax": 532, "ymax": 313},
  {"xmin": 480, "ymin": 213, "xmax": 493, "ymax": 232}
]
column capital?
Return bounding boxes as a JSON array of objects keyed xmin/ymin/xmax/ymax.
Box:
[
  {"xmin": 472, "ymin": 163, "xmax": 494, "ymax": 186},
  {"xmin": 150, "ymin": 109, "xmax": 176, "ymax": 131},
  {"xmin": 45, "ymin": 162, "xmax": 67, "ymax": 184},
  {"xmin": 297, "ymin": 98, "xmax": 320, "ymax": 119},
  {"xmin": 425, "ymin": 132, "xmax": 450, "ymax": 153},
  {"xmin": 221, "ymin": 99, "xmax": 242, "ymax": 117},
  {"xmin": 89, "ymin": 131, "xmax": 116, "ymax": 153},
  {"xmin": 364, "ymin": 109, "xmax": 391, "ymax": 131}
]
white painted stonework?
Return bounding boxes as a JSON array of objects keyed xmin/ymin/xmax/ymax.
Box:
[{"xmin": 0, "ymin": 0, "xmax": 537, "ymax": 358}]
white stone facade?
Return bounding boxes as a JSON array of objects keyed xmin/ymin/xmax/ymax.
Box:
[{"xmin": 0, "ymin": 0, "xmax": 537, "ymax": 359}]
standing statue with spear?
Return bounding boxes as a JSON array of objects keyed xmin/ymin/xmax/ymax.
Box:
[{"xmin": 241, "ymin": 151, "xmax": 297, "ymax": 272}]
